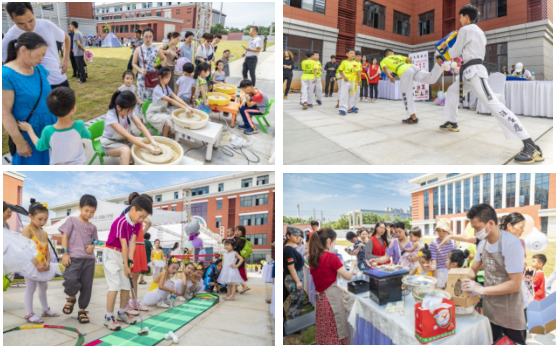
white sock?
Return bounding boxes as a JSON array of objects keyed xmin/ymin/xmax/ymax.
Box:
[
  {"xmin": 118, "ymin": 308, "xmax": 125, "ymax": 315},
  {"xmin": 106, "ymin": 312, "xmax": 114, "ymax": 318}
]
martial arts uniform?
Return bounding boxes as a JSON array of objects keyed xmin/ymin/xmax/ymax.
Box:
[
  {"xmin": 380, "ymin": 55, "xmax": 443, "ymax": 117},
  {"xmin": 337, "ymin": 60, "xmax": 359, "ymax": 112},
  {"xmin": 442, "ymin": 24, "xmax": 530, "ymax": 140},
  {"xmin": 300, "ymin": 59, "xmax": 316, "ymax": 106},
  {"xmin": 314, "ymin": 60, "xmax": 323, "ymax": 103}
]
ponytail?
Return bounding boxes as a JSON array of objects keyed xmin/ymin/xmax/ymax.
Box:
[
  {"xmin": 109, "ymin": 90, "xmax": 137, "ymax": 111},
  {"xmin": 156, "ymin": 65, "xmax": 172, "ymax": 79},
  {"xmin": 194, "ymin": 62, "xmax": 211, "ymax": 80},
  {"xmin": 6, "ymin": 32, "xmax": 47, "ymax": 64},
  {"xmin": 308, "ymin": 228, "xmax": 337, "ymax": 269}
]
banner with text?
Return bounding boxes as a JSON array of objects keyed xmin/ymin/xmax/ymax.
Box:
[{"xmin": 409, "ymin": 51, "xmax": 430, "ymax": 101}]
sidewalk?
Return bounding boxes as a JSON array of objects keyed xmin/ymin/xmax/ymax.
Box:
[
  {"xmin": 283, "ymin": 93, "xmax": 553, "ymax": 165},
  {"xmin": 3, "ymin": 273, "xmax": 274, "ymax": 346}
]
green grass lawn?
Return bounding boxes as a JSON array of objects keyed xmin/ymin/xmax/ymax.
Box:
[{"xmin": 1, "ymin": 41, "xmax": 275, "ymax": 155}]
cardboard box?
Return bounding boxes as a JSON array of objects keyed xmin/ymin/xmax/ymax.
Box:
[
  {"xmin": 446, "ymin": 268, "xmax": 480, "ymax": 307},
  {"xmin": 415, "ymin": 299, "xmax": 456, "ymax": 344}
]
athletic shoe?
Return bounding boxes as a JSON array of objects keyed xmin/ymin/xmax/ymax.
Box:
[
  {"xmin": 116, "ymin": 311, "xmax": 137, "ymax": 324},
  {"xmin": 104, "ymin": 316, "xmax": 121, "ymax": 331},
  {"xmin": 176, "ymin": 296, "xmax": 186, "ymax": 302},
  {"xmin": 350, "ymin": 107, "xmax": 358, "ymax": 114},
  {"xmin": 339, "ymin": 110, "xmax": 346, "ymax": 116},
  {"xmin": 284, "ymin": 96, "xmax": 287, "ymax": 99},
  {"xmin": 157, "ymin": 301, "xmax": 170, "ymax": 308},
  {"xmin": 355, "ymin": 107, "xmax": 359, "ymax": 111},
  {"xmin": 238, "ymin": 124, "xmax": 250, "ymax": 130},
  {"xmin": 244, "ymin": 128, "xmax": 258, "ymax": 135},
  {"xmin": 402, "ymin": 117, "xmax": 419, "ymax": 124},
  {"xmin": 439, "ymin": 121, "xmax": 459, "ymax": 132},
  {"xmin": 303, "ymin": 103, "xmax": 308, "ymax": 110},
  {"xmin": 514, "ymin": 144, "xmax": 545, "ymax": 164},
  {"xmin": 308, "ymin": 104, "xmax": 313, "ymax": 108},
  {"xmin": 317, "ymin": 100, "xmax": 322, "ymax": 105}
]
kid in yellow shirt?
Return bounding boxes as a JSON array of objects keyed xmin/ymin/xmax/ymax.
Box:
[
  {"xmin": 300, "ymin": 51, "xmax": 317, "ymax": 110},
  {"xmin": 337, "ymin": 48, "xmax": 358, "ymax": 115}
]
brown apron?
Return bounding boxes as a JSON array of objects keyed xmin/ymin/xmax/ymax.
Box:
[
  {"xmin": 316, "ymin": 281, "xmax": 349, "ymax": 341},
  {"xmin": 480, "ymin": 231, "xmax": 526, "ymax": 331}
]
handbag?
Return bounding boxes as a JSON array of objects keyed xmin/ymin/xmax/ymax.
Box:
[
  {"xmin": 8, "ymin": 66, "xmax": 42, "ymax": 157},
  {"xmin": 140, "ymin": 47, "xmax": 159, "ymax": 88}
]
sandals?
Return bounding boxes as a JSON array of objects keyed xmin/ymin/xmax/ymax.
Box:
[
  {"xmin": 239, "ymin": 287, "xmax": 251, "ymax": 294},
  {"xmin": 42, "ymin": 308, "xmax": 59, "ymax": 317},
  {"xmin": 139, "ymin": 281, "xmax": 147, "ymax": 285},
  {"xmin": 63, "ymin": 297, "xmax": 76, "ymax": 315},
  {"xmin": 25, "ymin": 312, "xmax": 44, "ymax": 324},
  {"xmin": 77, "ymin": 310, "xmax": 90, "ymax": 324}
]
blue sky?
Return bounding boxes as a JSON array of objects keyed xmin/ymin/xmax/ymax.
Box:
[
  {"xmin": 284, "ymin": 173, "xmax": 424, "ymax": 221},
  {"xmin": 18, "ymin": 171, "xmax": 233, "ymax": 208}
]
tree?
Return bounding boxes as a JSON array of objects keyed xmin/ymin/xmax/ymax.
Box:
[
  {"xmin": 211, "ymin": 23, "xmax": 228, "ymax": 35},
  {"xmin": 228, "ymin": 27, "xmax": 243, "ymax": 33},
  {"xmin": 103, "ymin": 23, "xmax": 111, "ymax": 34},
  {"xmin": 332, "ymin": 214, "xmax": 349, "ymax": 230}
]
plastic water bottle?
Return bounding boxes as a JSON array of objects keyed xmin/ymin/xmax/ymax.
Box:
[
  {"xmin": 236, "ymin": 89, "xmax": 240, "ymax": 104},
  {"xmin": 532, "ymin": 71, "xmax": 535, "ymax": 80}
]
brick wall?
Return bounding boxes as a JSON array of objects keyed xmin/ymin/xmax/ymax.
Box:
[
  {"xmin": 412, "ymin": 191, "xmax": 424, "ymax": 221},
  {"xmin": 3, "ymin": 174, "xmax": 23, "ymax": 206},
  {"xmin": 549, "ymin": 173, "xmax": 556, "ymax": 209},
  {"xmin": 68, "ymin": 2, "xmax": 94, "ymax": 19},
  {"xmin": 284, "ymin": 3, "xmax": 339, "ymax": 28}
]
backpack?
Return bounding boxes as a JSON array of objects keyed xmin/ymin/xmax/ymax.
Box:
[{"xmin": 240, "ymin": 237, "xmax": 253, "ymax": 259}]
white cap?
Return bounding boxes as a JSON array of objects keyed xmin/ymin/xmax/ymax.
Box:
[{"xmin": 515, "ymin": 62, "xmax": 523, "ymax": 74}]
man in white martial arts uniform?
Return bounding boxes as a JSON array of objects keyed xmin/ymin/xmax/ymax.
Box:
[
  {"xmin": 439, "ymin": 4, "xmax": 544, "ymax": 164},
  {"xmin": 381, "ymin": 49, "xmax": 443, "ymax": 124},
  {"xmin": 300, "ymin": 51, "xmax": 317, "ymax": 110}
]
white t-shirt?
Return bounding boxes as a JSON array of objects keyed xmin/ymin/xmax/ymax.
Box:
[
  {"xmin": 102, "ymin": 108, "xmax": 138, "ymax": 140},
  {"xmin": 473, "ymin": 230, "xmax": 525, "ymax": 275},
  {"xmin": 245, "ymin": 36, "xmax": 262, "ymax": 58},
  {"xmin": 195, "ymin": 43, "xmax": 214, "ymax": 61},
  {"xmin": 2, "ymin": 19, "xmax": 67, "ymax": 85},
  {"xmin": 176, "ymin": 76, "xmax": 195, "ymax": 99},
  {"xmin": 152, "ymin": 85, "xmax": 174, "ymax": 105},
  {"xmin": 118, "ymin": 85, "xmax": 137, "ymax": 94}
]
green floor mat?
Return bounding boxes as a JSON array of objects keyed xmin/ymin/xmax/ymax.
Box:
[{"xmin": 86, "ymin": 294, "xmax": 219, "ymax": 346}]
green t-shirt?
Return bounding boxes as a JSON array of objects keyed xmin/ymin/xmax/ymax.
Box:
[
  {"xmin": 301, "ymin": 59, "xmax": 317, "ymax": 80},
  {"xmin": 36, "ymin": 120, "xmax": 91, "ymax": 165},
  {"xmin": 380, "ymin": 55, "xmax": 412, "ymax": 77},
  {"xmin": 337, "ymin": 60, "xmax": 359, "ymax": 81},
  {"xmin": 315, "ymin": 61, "xmax": 322, "ymax": 78}
]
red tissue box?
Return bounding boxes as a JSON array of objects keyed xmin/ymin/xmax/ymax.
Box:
[{"xmin": 415, "ymin": 299, "xmax": 456, "ymax": 344}]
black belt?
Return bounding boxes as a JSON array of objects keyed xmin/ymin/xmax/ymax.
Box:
[
  {"xmin": 245, "ymin": 56, "xmax": 257, "ymax": 59},
  {"xmin": 459, "ymin": 59, "xmax": 490, "ymax": 105}
]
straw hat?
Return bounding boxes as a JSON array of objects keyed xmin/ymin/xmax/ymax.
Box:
[{"xmin": 435, "ymin": 218, "xmax": 453, "ymax": 235}]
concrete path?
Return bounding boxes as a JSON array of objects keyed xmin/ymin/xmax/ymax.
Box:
[
  {"xmin": 3, "ymin": 273, "xmax": 274, "ymax": 346},
  {"xmin": 283, "ymin": 94, "xmax": 553, "ymax": 165}
]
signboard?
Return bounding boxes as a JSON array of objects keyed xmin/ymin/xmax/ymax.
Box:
[{"xmin": 409, "ymin": 51, "xmax": 430, "ymax": 101}]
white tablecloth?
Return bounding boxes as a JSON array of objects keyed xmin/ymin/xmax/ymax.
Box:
[
  {"xmin": 262, "ymin": 262, "xmax": 273, "ymax": 283},
  {"xmin": 378, "ymin": 80, "xmax": 402, "ymax": 100},
  {"xmin": 339, "ymin": 280, "xmax": 493, "ymax": 345},
  {"xmin": 303, "ymin": 266, "xmax": 316, "ymax": 307},
  {"xmin": 270, "ymin": 278, "xmax": 275, "ymax": 318}
]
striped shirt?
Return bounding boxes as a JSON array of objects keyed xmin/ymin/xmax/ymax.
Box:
[
  {"xmin": 430, "ymin": 238, "xmax": 456, "ymax": 270},
  {"xmin": 106, "ymin": 213, "xmax": 141, "ymax": 250}
]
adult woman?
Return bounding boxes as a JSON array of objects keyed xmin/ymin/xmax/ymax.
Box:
[
  {"xmin": 309, "ymin": 228, "xmax": 356, "ymax": 345},
  {"xmin": 371, "ymin": 222, "xmax": 414, "ymax": 269},
  {"xmin": 283, "ymin": 50, "xmax": 294, "ymax": 99},
  {"xmin": 233, "ymin": 225, "xmax": 251, "ymax": 293},
  {"xmin": 195, "ymin": 33, "xmax": 215, "ymax": 66},
  {"xmin": 2, "ymin": 32, "xmax": 56, "ymax": 165},
  {"xmin": 294, "ymin": 234, "xmax": 306, "ymax": 257},
  {"xmin": 170, "ymin": 242, "xmax": 181, "ymax": 256},
  {"xmin": 365, "ymin": 222, "xmax": 390, "ymax": 265},
  {"xmin": 160, "ymin": 31, "xmax": 181, "ymax": 91},
  {"xmin": 368, "ymin": 57, "xmax": 380, "ymax": 102},
  {"xmin": 132, "ymin": 27, "xmax": 166, "ymax": 103},
  {"xmin": 3, "ymin": 203, "xmax": 12, "ymax": 230},
  {"xmin": 284, "ymin": 227, "xmax": 304, "ymax": 319},
  {"xmin": 360, "ymin": 55, "xmax": 370, "ymax": 101}
]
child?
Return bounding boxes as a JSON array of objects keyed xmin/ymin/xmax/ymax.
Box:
[
  {"xmin": 175, "ymin": 63, "xmax": 196, "ymax": 106},
  {"xmin": 401, "ymin": 227, "xmax": 424, "ymax": 267},
  {"xmin": 142, "ymin": 257, "xmax": 180, "ymax": 307},
  {"xmin": 532, "ymin": 254, "xmax": 547, "ymax": 301},
  {"xmin": 344, "ymin": 231, "xmax": 367, "ymax": 270},
  {"xmin": 300, "ymin": 50, "xmax": 317, "ymax": 110},
  {"xmin": 438, "ymin": 4, "xmax": 542, "ymax": 164},
  {"xmin": 150, "ymin": 239, "xmax": 166, "ymax": 278},
  {"xmin": 353, "ymin": 51, "xmax": 363, "ymax": 111},
  {"xmin": 174, "ymin": 262, "xmax": 196, "ymax": 301},
  {"xmin": 226, "ymin": 227, "xmax": 235, "ymax": 240},
  {"xmin": 381, "ymin": 49, "xmax": 443, "ymax": 124},
  {"xmin": 185, "ymin": 266, "xmax": 205, "ymax": 300},
  {"xmin": 312, "ymin": 52, "xmax": 323, "ymax": 106},
  {"xmin": 60, "ymin": 194, "xmax": 98, "ymax": 324},
  {"xmin": 103, "ymin": 195, "xmax": 152, "ymax": 331},
  {"xmin": 409, "ymin": 247, "xmax": 437, "ymax": 278},
  {"xmin": 101, "ymin": 91, "xmax": 161, "ymax": 165},
  {"xmin": 146, "ymin": 66, "xmax": 193, "ymax": 137},
  {"xmin": 141, "ymin": 232, "xmax": 152, "ymax": 285},
  {"xmin": 218, "ymin": 239, "xmax": 245, "ymax": 301},
  {"xmin": 204, "ymin": 259, "xmax": 226, "ymax": 293},
  {"xmin": 429, "ymin": 218, "xmax": 456, "ymax": 288},
  {"xmin": 446, "ymin": 249, "xmax": 470, "ymax": 269},
  {"xmin": 238, "ymin": 79, "xmax": 270, "ymax": 135},
  {"xmin": 212, "ymin": 60, "xmax": 227, "ymax": 85},
  {"xmin": 118, "ymin": 71, "xmax": 144, "ymax": 110},
  {"xmin": 221, "ymin": 50, "xmax": 233, "ymax": 77},
  {"xmin": 21, "ymin": 199, "xmax": 60, "ymax": 323},
  {"xmin": 193, "ymin": 62, "xmax": 212, "ymax": 114},
  {"xmin": 337, "ymin": 48, "xmax": 359, "ymax": 115},
  {"xmin": 18, "ymin": 87, "xmax": 91, "ymax": 165}
]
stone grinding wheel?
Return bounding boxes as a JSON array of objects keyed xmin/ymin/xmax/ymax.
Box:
[{"xmin": 140, "ymin": 143, "xmax": 174, "ymax": 164}]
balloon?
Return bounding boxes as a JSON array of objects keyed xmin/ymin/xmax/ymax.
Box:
[
  {"xmin": 437, "ymin": 91, "xmax": 445, "ymax": 100},
  {"xmin": 453, "ymin": 66, "xmax": 460, "ymax": 74},
  {"xmin": 521, "ymin": 214, "xmax": 535, "ymax": 239},
  {"xmin": 192, "ymin": 237, "xmax": 203, "ymax": 248},
  {"xmin": 451, "ymin": 61, "xmax": 458, "ymax": 69},
  {"xmin": 155, "ymin": 56, "xmax": 162, "ymax": 66},
  {"xmin": 524, "ymin": 227, "xmax": 548, "ymax": 252},
  {"xmin": 184, "ymin": 220, "xmax": 200, "ymax": 236},
  {"xmin": 176, "ymin": 57, "xmax": 191, "ymax": 72},
  {"xmin": 183, "ymin": 240, "xmax": 193, "ymax": 249},
  {"xmin": 443, "ymin": 63, "xmax": 451, "ymax": 71}
]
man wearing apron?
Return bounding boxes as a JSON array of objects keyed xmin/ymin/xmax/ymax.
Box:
[{"xmin": 463, "ymin": 204, "xmax": 526, "ymax": 344}]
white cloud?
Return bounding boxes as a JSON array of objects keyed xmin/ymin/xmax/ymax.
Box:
[{"xmin": 352, "ymin": 184, "xmax": 365, "ymax": 189}]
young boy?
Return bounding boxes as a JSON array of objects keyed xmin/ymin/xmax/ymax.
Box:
[
  {"xmin": 312, "ymin": 52, "xmax": 323, "ymax": 106},
  {"xmin": 59, "ymin": 194, "xmax": 98, "ymax": 324},
  {"xmin": 18, "ymin": 87, "xmax": 91, "ymax": 165},
  {"xmin": 337, "ymin": 48, "xmax": 359, "ymax": 115},
  {"xmin": 238, "ymin": 79, "xmax": 270, "ymax": 135},
  {"xmin": 353, "ymin": 51, "xmax": 363, "ymax": 111},
  {"xmin": 176, "ymin": 62, "xmax": 196, "ymax": 106},
  {"xmin": 381, "ymin": 49, "xmax": 443, "ymax": 124},
  {"xmin": 103, "ymin": 195, "xmax": 152, "ymax": 331},
  {"xmin": 438, "ymin": 4, "xmax": 542, "ymax": 164},
  {"xmin": 300, "ymin": 51, "xmax": 317, "ymax": 110},
  {"xmin": 185, "ymin": 267, "xmax": 205, "ymax": 300},
  {"xmin": 532, "ymin": 254, "xmax": 547, "ymax": 301}
]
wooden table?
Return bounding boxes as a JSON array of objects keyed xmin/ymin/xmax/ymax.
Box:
[
  {"xmin": 209, "ymin": 92, "xmax": 245, "ymax": 127},
  {"xmin": 174, "ymin": 122, "xmax": 223, "ymax": 162}
]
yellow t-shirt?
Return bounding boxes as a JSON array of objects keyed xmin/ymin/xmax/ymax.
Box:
[
  {"xmin": 338, "ymin": 60, "xmax": 359, "ymax": 81},
  {"xmin": 417, "ymin": 266, "xmax": 433, "ymax": 277},
  {"xmin": 301, "ymin": 59, "xmax": 317, "ymax": 80},
  {"xmin": 380, "ymin": 55, "xmax": 412, "ymax": 77},
  {"xmin": 315, "ymin": 61, "xmax": 322, "ymax": 78}
]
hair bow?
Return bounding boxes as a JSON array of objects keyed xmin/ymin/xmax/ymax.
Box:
[
  {"xmin": 42, "ymin": 202, "xmax": 48, "ymax": 209},
  {"xmin": 171, "ymin": 257, "xmax": 178, "ymax": 263},
  {"xmin": 418, "ymin": 251, "xmax": 424, "ymax": 258}
]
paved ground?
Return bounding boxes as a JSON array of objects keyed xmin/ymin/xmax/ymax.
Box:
[
  {"xmin": 283, "ymin": 93, "xmax": 553, "ymax": 165},
  {"xmin": 3, "ymin": 273, "xmax": 274, "ymax": 346}
]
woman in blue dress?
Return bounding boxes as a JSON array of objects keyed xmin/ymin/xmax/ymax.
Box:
[{"xmin": 2, "ymin": 32, "xmax": 56, "ymax": 165}]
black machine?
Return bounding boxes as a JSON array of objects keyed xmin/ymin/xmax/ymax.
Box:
[
  {"xmin": 364, "ymin": 268, "xmax": 409, "ymax": 306},
  {"xmin": 347, "ymin": 279, "xmax": 369, "ymax": 294}
]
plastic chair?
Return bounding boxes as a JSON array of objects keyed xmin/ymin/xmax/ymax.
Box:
[
  {"xmin": 251, "ymin": 99, "xmax": 275, "ymax": 134},
  {"xmin": 141, "ymin": 100, "xmax": 159, "ymax": 136},
  {"xmin": 88, "ymin": 120, "xmax": 106, "ymax": 165}
]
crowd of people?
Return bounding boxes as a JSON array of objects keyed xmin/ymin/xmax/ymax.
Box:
[
  {"xmin": 2, "ymin": 2, "xmax": 270, "ymax": 165},
  {"xmin": 3, "ymin": 192, "xmax": 254, "ymax": 330},
  {"xmin": 284, "ymin": 203, "xmax": 555, "ymax": 345}
]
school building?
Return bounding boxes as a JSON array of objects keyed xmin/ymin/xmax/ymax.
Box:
[
  {"xmin": 409, "ymin": 173, "xmax": 556, "ymax": 238},
  {"xmin": 2, "ymin": 171, "xmax": 26, "ymax": 232},
  {"xmin": 49, "ymin": 172, "xmax": 275, "ymax": 263},
  {"xmin": 283, "ymin": 0, "xmax": 553, "ymax": 88}
]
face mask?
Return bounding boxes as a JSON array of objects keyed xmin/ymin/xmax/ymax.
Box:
[{"xmin": 476, "ymin": 226, "xmax": 489, "ymax": 240}]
